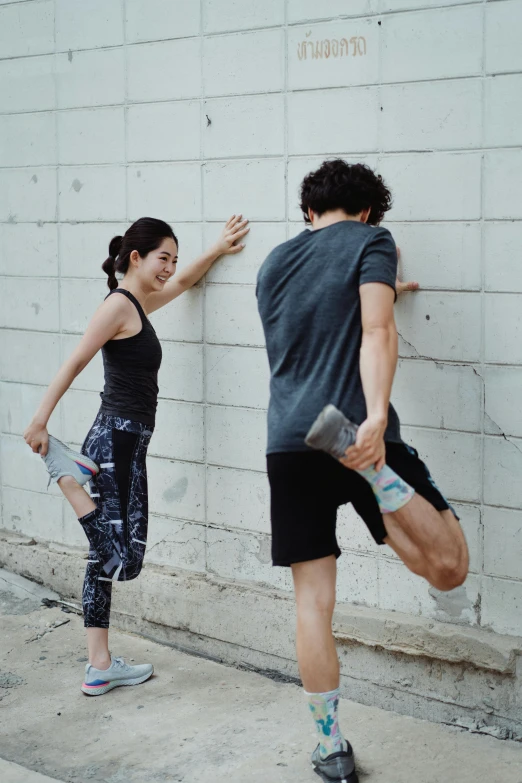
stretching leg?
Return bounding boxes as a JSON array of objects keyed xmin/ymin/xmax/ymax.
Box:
[
  {"xmin": 382, "ymin": 496, "xmax": 468, "ymax": 590},
  {"xmin": 56, "ymin": 470, "xmax": 124, "ymax": 578},
  {"xmin": 57, "ymin": 475, "xmax": 96, "ymax": 517},
  {"xmin": 307, "ymin": 407, "xmax": 469, "ymax": 590}
]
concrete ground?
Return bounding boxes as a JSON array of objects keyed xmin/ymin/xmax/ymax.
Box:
[{"xmin": 1, "ymin": 570, "xmax": 521, "ymax": 783}]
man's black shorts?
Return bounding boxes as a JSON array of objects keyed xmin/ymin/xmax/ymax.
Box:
[{"xmin": 267, "ymin": 443, "xmax": 457, "ymax": 567}]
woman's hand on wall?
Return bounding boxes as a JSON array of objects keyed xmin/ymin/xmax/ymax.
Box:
[{"xmin": 213, "ymin": 214, "xmax": 250, "ymax": 257}]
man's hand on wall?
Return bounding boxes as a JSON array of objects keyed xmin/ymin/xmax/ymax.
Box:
[{"xmin": 395, "ymin": 247, "xmax": 419, "ymax": 295}]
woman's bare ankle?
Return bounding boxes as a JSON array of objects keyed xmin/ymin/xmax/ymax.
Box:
[
  {"xmin": 90, "ymin": 655, "xmax": 111, "ymax": 670},
  {"xmin": 57, "ymin": 474, "xmax": 80, "ymax": 490}
]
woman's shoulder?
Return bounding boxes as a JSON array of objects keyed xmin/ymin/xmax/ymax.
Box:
[
  {"xmin": 101, "ymin": 290, "xmax": 135, "ymax": 311},
  {"xmin": 93, "ymin": 290, "xmax": 138, "ymax": 326}
]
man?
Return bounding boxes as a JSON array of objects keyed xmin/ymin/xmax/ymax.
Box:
[{"xmin": 256, "ymin": 160, "xmax": 468, "ymax": 783}]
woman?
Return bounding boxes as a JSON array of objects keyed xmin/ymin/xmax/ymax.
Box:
[{"xmin": 23, "ymin": 214, "xmax": 249, "ymax": 695}]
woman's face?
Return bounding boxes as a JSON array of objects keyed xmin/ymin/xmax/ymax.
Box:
[{"xmin": 138, "ymin": 237, "xmax": 179, "ymax": 291}]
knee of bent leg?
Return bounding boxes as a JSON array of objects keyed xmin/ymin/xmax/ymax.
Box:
[
  {"xmin": 431, "ymin": 548, "xmax": 469, "ymax": 591},
  {"xmin": 122, "ymin": 563, "xmax": 143, "ymax": 582}
]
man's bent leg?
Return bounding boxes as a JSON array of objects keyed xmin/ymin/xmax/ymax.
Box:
[
  {"xmin": 305, "ymin": 408, "xmax": 469, "ymax": 592},
  {"xmin": 383, "ymin": 494, "xmax": 469, "ymax": 591}
]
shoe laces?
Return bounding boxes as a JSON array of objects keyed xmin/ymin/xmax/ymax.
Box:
[
  {"xmin": 44, "ymin": 455, "xmax": 60, "ymax": 488},
  {"xmin": 112, "ymin": 656, "xmax": 128, "ymax": 671}
]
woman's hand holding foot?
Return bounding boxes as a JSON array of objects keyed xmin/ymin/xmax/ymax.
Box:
[{"xmin": 23, "ymin": 421, "xmax": 49, "ymax": 456}]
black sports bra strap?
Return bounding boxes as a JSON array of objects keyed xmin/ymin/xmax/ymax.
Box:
[{"xmin": 105, "ymin": 288, "xmax": 147, "ymax": 323}]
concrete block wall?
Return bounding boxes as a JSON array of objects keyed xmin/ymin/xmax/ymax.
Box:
[{"xmin": 1, "ymin": 0, "xmax": 521, "ymax": 640}]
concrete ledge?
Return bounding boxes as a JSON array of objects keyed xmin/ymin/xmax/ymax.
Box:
[
  {"xmin": 0, "ymin": 759, "xmax": 63, "ymax": 783},
  {"xmin": 333, "ymin": 604, "xmax": 522, "ymax": 675},
  {"xmin": 1, "ymin": 529, "xmax": 521, "ymax": 737}
]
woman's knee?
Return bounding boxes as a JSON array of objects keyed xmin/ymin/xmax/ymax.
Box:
[{"xmin": 120, "ymin": 563, "xmax": 143, "ymax": 582}]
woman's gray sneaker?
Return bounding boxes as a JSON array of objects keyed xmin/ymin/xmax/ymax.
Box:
[
  {"xmin": 81, "ymin": 655, "xmax": 154, "ymax": 696},
  {"xmin": 311, "ymin": 742, "xmax": 358, "ymax": 783},
  {"xmin": 42, "ymin": 434, "xmax": 99, "ymax": 487},
  {"xmin": 305, "ymin": 405, "xmax": 359, "ymax": 460}
]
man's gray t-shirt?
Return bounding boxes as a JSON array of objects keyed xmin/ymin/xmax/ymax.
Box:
[{"xmin": 256, "ymin": 220, "xmax": 402, "ymax": 455}]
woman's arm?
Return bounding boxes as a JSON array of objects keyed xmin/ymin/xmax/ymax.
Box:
[
  {"xmin": 23, "ymin": 296, "xmax": 129, "ymax": 456},
  {"xmin": 146, "ymin": 215, "xmax": 249, "ymax": 314}
]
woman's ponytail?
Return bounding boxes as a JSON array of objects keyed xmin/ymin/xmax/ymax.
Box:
[{"xmin": 102, "ymin": 235, "xmax": 123, "ymax": 290}]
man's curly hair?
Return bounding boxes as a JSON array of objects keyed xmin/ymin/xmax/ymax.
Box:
[{"xmin": 299, "ymin": 159, "xmax": 392, "ymax": 225}]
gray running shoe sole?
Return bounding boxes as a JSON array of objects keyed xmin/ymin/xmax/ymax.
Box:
[
  {"xmin": 82, "ymin": 660, "xmax": 154, "ymax": 696},
  {"xmin": 305, "ymin": 405, "xmax": 358, "ymax": 460},
  {"xmin": 81, "ymin": 668, "xmax": 153, "ymax": 696}
]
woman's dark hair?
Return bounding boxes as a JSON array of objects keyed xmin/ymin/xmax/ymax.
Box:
[
  {"xmin": 102, "ymin": 217, "xmax": 178, "ymax": 290},
  {"xmin": 299, "ymin": 159, "xmax": 392, "ymax": 226}
]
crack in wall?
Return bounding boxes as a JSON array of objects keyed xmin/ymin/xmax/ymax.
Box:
[
  {"xmin": 397, "ymin": 331, "xmax": 425, "ymax": 358},
  {"xmin": 398, "ymin": 347, "xmax": 522, "ymax": 456}
]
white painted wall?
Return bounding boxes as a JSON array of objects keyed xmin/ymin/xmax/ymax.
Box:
[{"xmin": 1, "ymin": 0, "xmax": 521, "ymax": 637}]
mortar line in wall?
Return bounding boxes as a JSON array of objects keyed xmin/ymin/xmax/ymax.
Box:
[
  {"xmin": 5, "ymin": 325, "xmax": 522, "ymax": 362},
  {"xmin": 8, "ymin": 476, "xmax": 522, "ymax": 549},
  {"xmin": 5, "ymin": 275, "xmax": 521, "ymax": 296},
  {"xmin": 52, "ymin": 0, "xmax": 65, "ymax": 463},
  {"xmin": 199, "ymin": 0, "xmax": 208, "ymax": 574},
  {"xmin": 5, "ymin": 217, "xmax": 522, "ymax": 226},
  {"xmin": 201, "ymin": 520, "xmax": 480, "ymax": 567},
  {"xmin": 0, "ymin": 27, "xmax": 285, "ymax": 65},
  {"xmin": 287, "ymin": 3, "xmax": 484, "ymax": 25},
  {"xmin": 0, "ymin": 72, "xmax": 506, "ymax": 114},
  {"xmin": 203, "ymin": 283, "xmax": 499, "ymax": 294},
  {"xmin": 6, "ymin": 218, "xmax": 520, "ymax": 227},
  {"xmin": 1, "ymin": 457, "xmax": 521, "ymax": 521},
  {"xmin": 8, "ymin": 71, "xmax": 522, "ymax": 120},
  {"xmin": 6, "ymin": 385, "xmax": 522, "ymax": 423},
  {"xmin": 283, "ymin": 0, "xmax": 289, "ymax": 241},
  {"xmin": 52, "ymin": 0, "xmax": 68, "ymax": 538},
  {"xmin": 0, "ymin": 0, "xmax": 43, "ymax": 7},
  {"xmin": 122, "ymin": 0, "xmax": 129, "ymax": 224},
  {"xmin": 5, "ymin": 70, "xmax": 522, "ymax": 120},
  {"xmin": 376, "ymin": 3, "xmax": 384, "ymax": 611},
  {"xmin": 0, "ymin": 2, "xmax": 488, "ymax": 62},
  {"xmin": 1, "ymin": 390, "xmax": 509, "ymax": 438},
  {"xmin": 6, "ymin": 142, "xmax": 522, "ymax": 170},
  {"xmin": 478, "ymin": 0, "xmax": 487, "ymax": 595}
]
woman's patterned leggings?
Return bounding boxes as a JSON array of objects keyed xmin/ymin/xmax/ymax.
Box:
[{"xmin": 79, "ymin": 411, "xmax": 153, "ymax": 628}]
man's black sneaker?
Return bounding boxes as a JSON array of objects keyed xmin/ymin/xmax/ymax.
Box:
[{"xmin": 311, "ymin": 741, "xmax": 358, "ymax": 783}]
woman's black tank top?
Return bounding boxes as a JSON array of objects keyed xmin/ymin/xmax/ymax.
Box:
[{"xmin": 99, "ymin": 289, "xmax": 162, "ymax": 426}]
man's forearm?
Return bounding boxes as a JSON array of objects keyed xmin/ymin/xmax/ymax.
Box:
[{"xmin": 359, "ymin": 325, "xmax": 398, "ymax": 424}]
